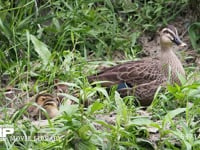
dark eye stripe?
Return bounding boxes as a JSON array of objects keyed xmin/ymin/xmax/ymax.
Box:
[
  {"xmin": 44, "ymin": 102, "xmax": 56, "ymax": 107},
  {"xmin": 167, "ymin": 25, "xmax": 178, "ymax": 35},
  {"xmin": 162, "ymin": 28, "xmax": 177, "ymax": 41},
  {"xmin": 45, "ymin": 99, "xmax": 59, "ymax": 105},
  {"xmin": 35, "ymin": 94, "xmax": 61, "ymax": 110},
  {"xmin": 163, "ymin": 29, "xmax": 175, "ymax": 37},
  {"xmin": 43, "ymin": 101, "xmax": 58, "ymax": 107},
  {"xmin": 35, "ymin": 94, "xmax": 54, "ymax": 102}
]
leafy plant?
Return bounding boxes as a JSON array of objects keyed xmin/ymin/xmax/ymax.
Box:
[{"xmin": 188, "ymin": 22, "xmax": 200, "ymax": 52}]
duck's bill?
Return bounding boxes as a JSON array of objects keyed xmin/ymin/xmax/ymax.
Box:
[
  {"xmin": 179, "ymin": 42, "xmax": 187, "ymax": 47},
  {"xmin": 173, "ymin": 36, "xmax": 187, "ymax": 47}
]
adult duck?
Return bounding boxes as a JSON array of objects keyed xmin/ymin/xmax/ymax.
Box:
[{"xmin": 88, "ymin": 25, "xmax": 187, "ymax": 106}]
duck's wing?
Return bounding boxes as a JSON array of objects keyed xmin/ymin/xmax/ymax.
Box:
[
  {"xmin": 88, "ymin": 58, "xmax": 166, "ymax": 87},
  {"xmin": 118, "ymin": 79, "xmax": 162, "ymax": 105}
]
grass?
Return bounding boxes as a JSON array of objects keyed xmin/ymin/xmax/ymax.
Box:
[{"xmin": 1, "ymin": 0, "xmax": 200, "ymax": 149}]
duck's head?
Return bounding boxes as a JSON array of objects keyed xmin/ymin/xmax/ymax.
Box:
[{"xmin": 160, "ymin": 25, "xmax": 187, "ymax": 49}]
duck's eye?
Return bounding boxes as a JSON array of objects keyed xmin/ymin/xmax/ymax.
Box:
[{"xmin": 173, "ymin": 37, "xmax": 177, "ymax": 42}]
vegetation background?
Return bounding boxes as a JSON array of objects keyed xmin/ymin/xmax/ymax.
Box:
[{"xmin": 0, "ymin": 0, "xmax": 200, "ymax": 149}]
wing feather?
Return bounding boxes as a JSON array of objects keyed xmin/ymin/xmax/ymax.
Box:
[{"xmin": 88, "ymin": 58, "xmax": 165, "ymax": 87}]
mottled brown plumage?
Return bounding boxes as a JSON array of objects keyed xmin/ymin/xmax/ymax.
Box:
[
  {"xmin": 88, "ymin": 26, "xmax": 187, "ymax": 106},
  {"xmin": 27, "ymin": 93, "xmax": 60, "ymax": 120}
]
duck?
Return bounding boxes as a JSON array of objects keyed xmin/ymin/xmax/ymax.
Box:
[
  {"xmin": 27, "ymin": 93, "xmax": 60, "ymax": 120},
  {"xmin": 88, "ymin": 25, "xmax": 187, "ymax": 106}
]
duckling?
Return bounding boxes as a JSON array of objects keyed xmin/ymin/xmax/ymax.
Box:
[
  {"xmin": 88, "ymin": 25, "xmax": 187, "ymax": 106},
  {"xmin": 27, "ymin": 93, "xmax": 60, "ymax": 120}
]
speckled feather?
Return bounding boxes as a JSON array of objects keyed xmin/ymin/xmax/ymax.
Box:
[
  {"xmin": 88, "ymin": 58, "xmax": 167, "ymax": 106},
  {"xmin": 88, "ymin": 58, "xmax": 166, "ymax": 86}
]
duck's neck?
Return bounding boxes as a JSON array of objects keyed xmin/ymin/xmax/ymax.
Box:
[{"xmin": 160, "ymin": 46, "xmax": 185, "ymax": 84}]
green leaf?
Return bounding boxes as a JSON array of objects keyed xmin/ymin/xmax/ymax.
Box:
[
  {"xmin": 169, "ymin": 130, "xmax": 192, "ymax": 150},
  {"xmin": 0, "ymin": 18, "xmax": 12, "ymax": 41},
  {"xmin": 165, "ymin": 108, "xmax": 186, "ymax": 120},
  {"xmin": 163, "ymin": 108, "xmax": 187, "ymax": 128},
  {"xmin": 131, "ymin": 32, "xmax": 140, "ymax": 47},
  {"xmin": 188, "ymin": 87, "xmax": 200, "ymax": 98},
  {"xmin": 58, "ymin": 93, "xmax": 79, "ymax": 103},
  {"xmin": 88, "ymin": 101, "xmax": 104, "ymax": 114},
  {"xmin": 104, "ymin": 0, "xmax": 114, "ymax": 12},
  {"xmin": 94, "ymin": 87, "xmax": 110, "ymax": 100},
  {"xmin": 115, "ymin": 92, "xmax": 128, "ymax": 124},
  {"xmin": 75, "ymin": 140, "xmax": 97, "ymax": 150},
  {"xmin": 71, "ymin": 31, "xmax": 75, "ymax": 45},
  {"xmin": 128, "ymin": 117, "xmax": 153, "ymax": 126},
  {"xmin": 193, "ymin": 140, "xmax": 200, "ymax": 147},
  {"xmin": 78, "ymin": 125, "xmax": 91, "ymax": 140},
  {"xmin": 177, "ymin": 72, "xmax": 187, "ymax": 85},
  {"xmin": 188, "ymin": 22, "xmax": 200, "ymax": 52},
  {"xmin": 30, "ymin": 34, "xmax": 51, "ymax": 66},
  {"xmin": 59, "ymin": 104, "xmax": 79, "ymax": 117}
]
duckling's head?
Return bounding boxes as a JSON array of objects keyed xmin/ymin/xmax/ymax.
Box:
[
  {"xmin": 28, "ymin": 93, "xmax": 59, "ymax": 120},
  {"xmin": 160, "ymin": 25, "xmax": 186, "ymax": 49}
]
